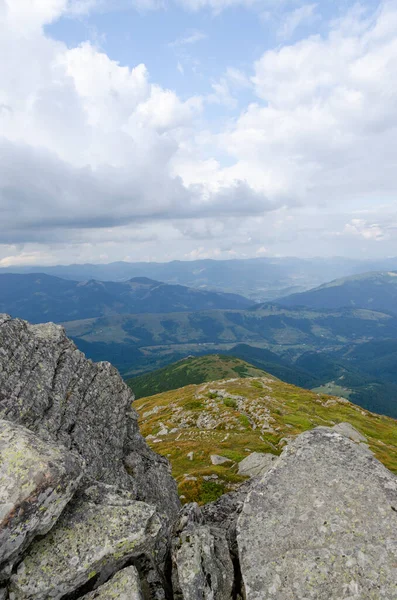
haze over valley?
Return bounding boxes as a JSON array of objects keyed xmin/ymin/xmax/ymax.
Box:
[{"xmin": 3, "ymin": 260, "xmax": 397, "ymax": 419}]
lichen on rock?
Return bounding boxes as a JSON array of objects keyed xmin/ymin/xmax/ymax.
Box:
[
  {"xmin": 80, "ymin": 566, "xmax": 143, "ymax": 600},
  {"xmin": 0, "ymin": 314, "xmax": 180, "ymax": 518},
  {"xmin": 0, "ymin": 419, "xmax": 83, "ymax": 580},
  {"xmin": 237, "ymin": 427, "xmax": 397, "ymax": 599},
  {"xmin": 9, "ymin": 486, "xmax": 166, "ymax": 600}
]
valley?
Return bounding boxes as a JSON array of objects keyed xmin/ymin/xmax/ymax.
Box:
[{"xmin": 3, "ymin": 266, "xmax": 397, "ymax": 419}]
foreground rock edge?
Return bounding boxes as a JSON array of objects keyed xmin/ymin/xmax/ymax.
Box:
[
  {"xmin": 0, "ymin": 419, "xmax": 83, "ymax": 580},
  {"xmin": 237, "ymin": 427, "xmax": 397, "ymax": 599}
]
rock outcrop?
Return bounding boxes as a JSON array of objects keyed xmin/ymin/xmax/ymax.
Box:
[
  {"xmin": 80, "ymin": 566, "xmax": 143, "ymax": 600},
  {"xmin": 0, "ymin": 315, "xmax": 179, "ymax": 599},
  {"xmin": 171, "ymin": 504, "xmax": 234, "ymax": 600},
  {"xmin": 9, "ymin": 486, "xmax": 166, "ymax": 600},
  {"xmin": 0, "ymin": 420, "xmax": 83, "ymax": 579},
  {"xmin": 2, "ymin": 314, "xmax": 397, "ymax": 599},
  {"xmin": 237, "ymin": 451, "xmax": 276, "ymax": 478},
  {"xmin": 237, "ymin": 427, "xmax": 397, "ymax": 599},
  {"xmin": 0, "ymin": 314, "xmax": 179, "ymax": 517}
]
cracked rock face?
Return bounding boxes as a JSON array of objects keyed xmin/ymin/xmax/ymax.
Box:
[
  {"xmin": 0, "ymin": 419, "xmax": 83, "ymax": 580},
  {"xmin": 9, "ymin": 485, "xmax": 166, "ymax": 600},
  {"xmin": 237, "ymin": 427, "xmax": 397, "ymax": 600},
  {"xmin": 0, "ymin": 314, "xmax": 180, "ymax": 518},
  {"xmin": 80, "ymin": 566, "xmax": 143, "ymax": 600},
  {"xmin": 171, "ymin": 504, "xmax": 234, "ymax": 600}
]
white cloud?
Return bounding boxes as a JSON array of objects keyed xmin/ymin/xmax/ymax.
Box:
[
  {"xmin": 2, "ymin": 0, "xmax": 397, "ymax": 264},
  {"xmin": 278, "ymin": 3, "xmax": 318, "ymax": 40},
  {"xmin": 215, "ymin": 1, "xmax": 397, "ymax": 210},
  {"xmin": 175, "ymin": 0, "xmax": 257, "ymax": 13},
  {"xmin": 343, "ymin": 219, "xmax": 389, "ymax": 241},
  {"xmin": 207, "ymin": 78, "xmax": 237, "ymax": 109},
  {"xmin": 184, "ymin": 246, "xmax": 222, "ymax": 259},
  {"xmin": 169, "ymin": 30, "xmax": 207, "ymax": 46},
  {"xmin": 0, "ymin": 1, "xmax": 276, "ymax": 256}
]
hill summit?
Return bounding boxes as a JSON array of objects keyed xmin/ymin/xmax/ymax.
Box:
[
  {"xmin": 127, "ymin": 354, "xmax": 268, "ymax": 399},
  {"xmin": 134, "ymin": 373, "xmax": 397, "ymax": 503}
]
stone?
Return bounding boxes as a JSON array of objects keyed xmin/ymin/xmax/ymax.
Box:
[
  {"xmin": 171, "ymin": 504, "xmax": 234, "ymax": 600},
  {"xmin": 210, "ymin": 454, "xmax": 232, "ymax": 465},
  {"xmin": 9, "ymin": 486, "xmax": 166, "ymax": 600},
  {"xmin": 237, "ymin": 452, "xmax": 277, "ymax": 477},
  {"xmin": 0, "ymin": 315, "xmax": 180, "ymax": 520},
  {"xmin": 0, "ymin": 419, "xmax": 83, "ymax": 579},
  {"xmin": 332, "ymin": 421, "xmax": 367, "ymax": 443},
  {"xmin": 81, "ymin": 566, "xmax": 143, "ymax": 600},
  {"xmin": 237, "ymin": 427, "xmax": 397, "ymax": 600}
]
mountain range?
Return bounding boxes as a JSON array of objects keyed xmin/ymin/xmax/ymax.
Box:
[
  {"xmin": 0, "ymin": 273, "xmax": 251, "ymax": 323},
  {"xmin": 277, "ymin": 271, "xmax": 397, "ymax": 315},
  {"xmin": 4, "ymin": 256, "xmax": 397, "ymax": 301},
  {"xmin": 4, "ymin": 267, "xmax": 397, "ymax": 418}
]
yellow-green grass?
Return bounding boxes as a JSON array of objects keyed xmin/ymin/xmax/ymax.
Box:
[{"xmin": 134, "ymin": 375, "xmax": 397, "ymax": 504}]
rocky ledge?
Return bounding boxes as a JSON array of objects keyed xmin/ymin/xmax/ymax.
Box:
[{"xmin": 1, "ymin": 314, "xmax": 396, "ymax": 599}]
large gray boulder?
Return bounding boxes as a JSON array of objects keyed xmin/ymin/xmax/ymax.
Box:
[
  {"xmin": 238, "ymin": 452, "xmax": 277, "ymax": 478},
  {"xmin": 9, "ymin": 484, "xmax": 167, "ymax": 600},
  {"xmin": 0, "ymin": 314, "xmax": 180, "ymax": 519},
  {"xmin": 171, "ymin": 504, "xmax": 234, "ymax": 600},
  {"xmin": 0, "ymin": 419, "xmax": 83, "ymax": 579},
  {"xmin": 332, "ymin": 422, "xmax": 367, "ymax": 443},
  {"xmin": 237, "ymin": 427, "xmax": 397, "ymax": 599},
  {"xmin": 81, "ymin": 566, "xmax": 143, "ymax": 600}
]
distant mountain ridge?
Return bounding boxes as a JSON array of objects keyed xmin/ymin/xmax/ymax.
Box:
[
  {"xmin": 0, "ymin": 273, "xmax": 252, "ymax": 323},
  {"xmin": 277, "ymin": 271, "xmax": 397, "ymax": 315},
  {"xmin": 4, "ymin": 256, "xmax": 397, "ymax": 301}
]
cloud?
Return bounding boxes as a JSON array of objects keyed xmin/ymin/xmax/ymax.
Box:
[
  {"xmin": 278, "ymin": 3, "xmax": 318, "ymax": 40},
  {"xmin": 206, "ymin": 67, "xmax": 251, "ymax": 108},
  {"xmin": 169, "ymin": 30, "xmax": 207, "ymax": 47},
  {"xmin": 207, "ymin": 79, "xmax": 237, "ymax": 109},
  {"xmin": 342, "ymin": 219, "xmax": 390, "ymax": 241},
  {"xmin": 175, "ymin": 0, "xmax": 258, "ymax": 14},
  {"xmin": 2, "ymin": 0, "xmax": 397, "ymax": 264},
  {"xmin": 216, "ymin": 1, "xmax": 397, "ymax": 209},
  {"xmin": 0, "ymin": 3, "xmax": 277, "ymax": 249}
]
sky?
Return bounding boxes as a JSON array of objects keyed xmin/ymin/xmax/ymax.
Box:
[{"xmin": 1, "ymin": 0, "xmax": 397, "ymax": 266}]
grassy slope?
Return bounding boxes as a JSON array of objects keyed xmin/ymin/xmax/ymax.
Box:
[
  {"xmin": 135, "ymin": 376, "xmax": 397, "ymax": 504},
  {"xmin": 127, "ymin": 354, "xmax": 267, "ymax": 399}
]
